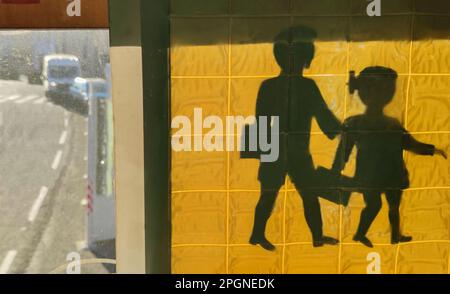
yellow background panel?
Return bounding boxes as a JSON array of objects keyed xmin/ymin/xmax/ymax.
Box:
[
  {"xmin": 231, "ymin": 0, "xmax": 290, "ymax": 15},
  {"xmin": 230, "ymin": 78, "xmax": 264, "ymax": 117},
  {"xmin": 170, "ymin": 3, "xmax": 450, "ymax": 274},
  {"xmin": 404, "ymin": 134, "xmax": 450, "ymax": 188},
  {"xmin": 294, "ymin": 17, "xmax": 349, "ymax": 75},
  {"xmin": 172, "ymin": 149, "xmax": 227, "ymax": 191},
  {"xmin": 351, "ymin": 0, "xmax": 412, "ymax": 14},
  {"xmin": 412, "ymin": 40, "xmax": 450, "ymax": 74},
  {"xmin": 310, "ymin": 76, "xmax": 347, "ymax": 132},
  {"xmin": 396, "ymin": 243, "xmax": 450, "ymax": 274},
  {"xmin": 309, "ymin": 134, "xmax": 340, "ymax": 169},
  {"xmin": 228, "ymin": 246, "xmax": 283, "ymax": 274},
  {"xmin": 231, "ymin": 17, "xmax": 290, "ymax": 76},
  {"xmin": 171, "ymin": 78, "xmax": 228, "ymax": 127},
  {"xmin": 172, "ymin": 246, "xmax": 227, "ymax": 274},
  {"xmin": 350, "ymin": 16, "xmax": 412, "ymax": 74},
  {"xmin": 286, "ymin": 134, "xmax": 341, "ymax": 190},
  {"xmin": 285, "ymin": 191, "xmax": 340, "ymax": 243},
  {"xmin": 341, "ymin": 193, "xmax": 391, "ymax": 244},
  {"xmin": 340, "ymin": 245, "xmax": 397, "ymax": 274},
  {"xmin": 412, "ymin": 15, "xmax": 450, "ymax": 74},
  {"xmin": 229, "ymin": 192, "xmax": 284, "ymax": 245},
  {"xmin": 171, "ymin": 0, "xmax": 229, "ymax": 15},
  {"xmin": 284, "ymin": 245, "xmax": 339, "ymax": 274},
  {"xmin": 172, "ymin": 192, "xmax": 227, "ymax": 245},
  {"xmin": 402, "ymin": 189, "xmax": 450, "ymax": 241},
  {"xmin": 349, "ymin": 41, "xmax": 411, "ymax": 75},
  {"xmin": 229, "ymin": 150, "xmax": 260, "ymax": 190},
  {"xmin": 292, "ymin": 0, "xmax": 351, "ymax": 15},
  {"xmin": 407, "ymin": 76, "xmax": 450, "ymax": 132},
  {"xmin": 171, "ymin": 45, "xmax": 229, "ymax": 76},
  {"xmin": 171, "ymin": 18, "xmax": 229, "ymax": 76}
]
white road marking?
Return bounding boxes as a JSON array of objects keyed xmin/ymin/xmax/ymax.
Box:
[
  {"xmin": 52, "ymin": 150, "xmax": 63, "ymax": 170},
  {"xmin": 83, "ymin": 174, "xmax": 88, "ymax": 180},
  {"xmin": 15, "ymin": 95, "xmax": 38, "ymax": 104},
  {"xmin": 33, "ymin": 97, "xmax": 46, "ymax": 105},
  {"xmin": 64, "ymin": 118, "xmax": 69, "ymax": 128},
  {"xmin": 0, "ymin": 250, "xmax": 18, "ymax": 274},
  {"xmin": 28, "ymin": 186, "xmax": 49, "ymax": 223},
  {"xmin": 0, "ymin": 95, "xmax": 20, "ymax": 104},
  {"xmin": 59, "ymin": 131, "xmax": 68, "ymax": 145},
  {"xmin": 0, "ymin": 112, "xmax": 3, "ymax": 127},
  {"xmin": 7, "ymin": 95, "xmax": 21, "ymax": 101}
]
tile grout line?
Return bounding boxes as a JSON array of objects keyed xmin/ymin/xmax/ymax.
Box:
[
  {"xmin": 281, "ymin": 8, "xmax": 295, "ymax": 276},
  {"xmin": 225, "ymin": 8, "xmax": 232, "ymax": 274},
  {"xmin": 171, "ymin": 186, "xmax": 450, "ymax": 194},
  {"xmin": 404, "ymin": 7, "xmax": 416, "ymax": 130},
  {"xmin": 172, "ymin": 131, "xmax": 450, "ymax": 138},
  {"xmin": 337, "ymin": 9, "xmax": 352, "ymax": 274},
  {"xmin": 169, "ymin": 12, "xmax": 450, "ymax": 19},
  {"xmin": 395, "ymin": 2, "xmax": 416, "ymax": 275},
  {"xmin": 171, "ymin": 73, "xmax": 450, "ymax": 79},
  {"xmin": 171, "ymin": 239, "xmax": 450, "ymax": 248}
]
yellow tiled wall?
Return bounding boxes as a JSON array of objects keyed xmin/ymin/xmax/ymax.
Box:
[{"xmin": 170, "ymin": 0, "xmax": 450, "ymax": 274}]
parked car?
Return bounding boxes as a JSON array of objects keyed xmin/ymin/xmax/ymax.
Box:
[
  {"xmin": 42, "ymin": 54, "xmax": 81, "ymax": 103},
  {"xmin": 69, "ymin": 78, "xmax": 109, "ymax": 116}
]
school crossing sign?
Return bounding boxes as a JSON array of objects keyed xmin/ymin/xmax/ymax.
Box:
[{"xmin": 0, "ymin": 0, "xmax": 108, "ymax": 28}]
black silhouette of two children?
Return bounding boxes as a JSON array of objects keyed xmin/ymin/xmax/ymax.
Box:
[{"xmin": 247, "ymin": 26, "xmax": 447, "ymax": 251}]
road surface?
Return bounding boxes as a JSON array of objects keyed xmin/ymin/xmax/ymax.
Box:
[{"xmin": 0, "ymin": 80, "xmax": 114, "ymax": 274}]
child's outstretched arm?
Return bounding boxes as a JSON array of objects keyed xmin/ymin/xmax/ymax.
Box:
[
  {"xmin": 311, "ymin": 82, "xmax": 341, "ymax": 140},
  {"xmin": 403, "ymin": 131, "xmax": 447, "ymax": 159}
]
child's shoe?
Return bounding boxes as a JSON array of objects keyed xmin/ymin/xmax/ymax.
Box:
[
  {"xmin": 353, "ymin": 235, "xmax": 374, "ymax": 248},
  {"xmin": 391, "ymin": 235, "xmax": 412, "ymax": 245}
]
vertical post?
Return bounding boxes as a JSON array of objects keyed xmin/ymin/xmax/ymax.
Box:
[
  {"xmin": 109, "ymin": 0, "xmax": 171, "ymax": 273},
  {"xmin": 109, "ymin": 0, "xmax": 146, "ymax": 273},
  {"xmin": 140, "ymin": 0, "xmax": 171, "ymax": 274}
]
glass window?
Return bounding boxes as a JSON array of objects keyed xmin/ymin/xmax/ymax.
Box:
[{"xmin": 0, "ymin": 29, "xmax": 115, "ymax": 274}]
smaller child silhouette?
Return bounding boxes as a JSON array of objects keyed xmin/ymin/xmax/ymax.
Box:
[{"xmin": 331, "ymin": 67, "xmax": 447, "ymax": 248}]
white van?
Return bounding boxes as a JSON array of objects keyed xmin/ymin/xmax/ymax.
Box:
[{"xmin": 42, "ymin": 54, "xmax": 81, "ymax": 101}]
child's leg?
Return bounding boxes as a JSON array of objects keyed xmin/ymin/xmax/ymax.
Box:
[
  {"xmin": 386, "ymin": 190, "xmax": 412, "ymax": 244},
  {"xmin": 250, "ymin": 184, "xmax": 282, "ymax": 251},
  {"xmin": 354, "ymin": 191, "xmax": 382, "ymax": 247}
]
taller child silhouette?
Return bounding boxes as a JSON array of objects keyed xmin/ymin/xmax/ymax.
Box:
[{"xmin": 249, "ymin": 26, "xmax": 347, "ymax": 251}]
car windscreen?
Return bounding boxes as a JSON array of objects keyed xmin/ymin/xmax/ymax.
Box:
[{"xmin": 48, "ymin": 66, "xmax": 80, "ymax": 79}]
